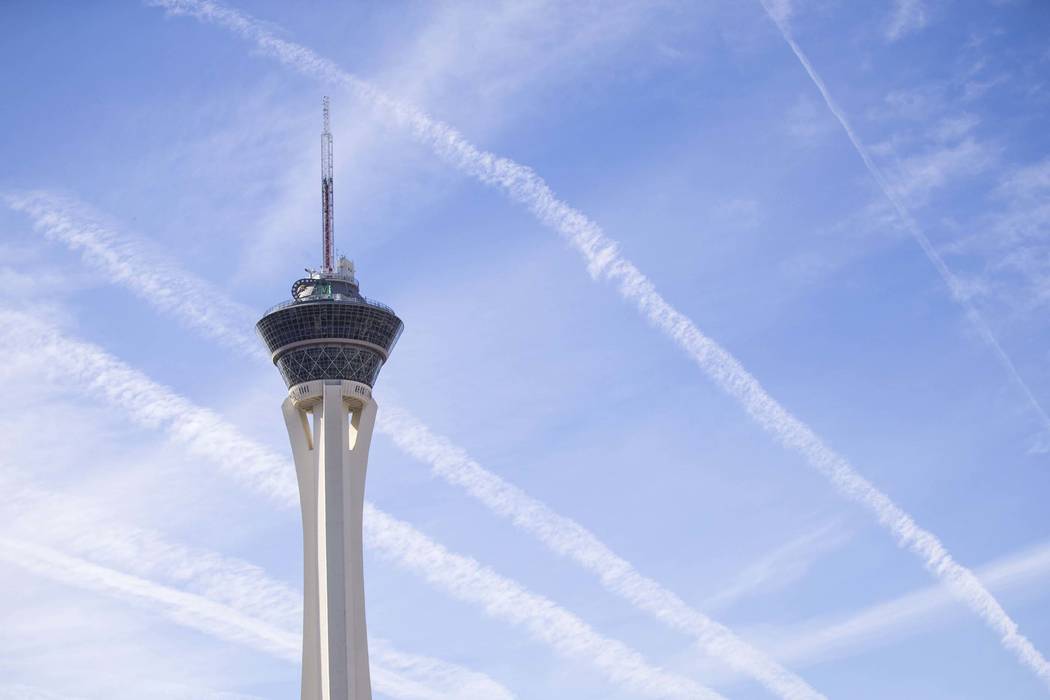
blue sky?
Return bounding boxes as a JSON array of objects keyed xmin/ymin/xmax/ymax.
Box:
[{"xmin": 1, "ymin": 0, "xmax": 1049, "ymax": 698}]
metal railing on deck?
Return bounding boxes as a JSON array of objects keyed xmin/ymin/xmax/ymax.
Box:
[{"xmin": 262, "ymin": 293, "xmax": 396, "ymax": 318}]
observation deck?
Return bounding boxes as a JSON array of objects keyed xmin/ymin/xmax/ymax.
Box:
[{"xmin": 257, "ymin": 258, "xmax": 403, "ymax": 389}]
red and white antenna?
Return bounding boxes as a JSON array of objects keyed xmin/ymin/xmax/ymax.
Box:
[{"xmin": 321, "ymin": 96, "xmax": 335, "ymax": 273}]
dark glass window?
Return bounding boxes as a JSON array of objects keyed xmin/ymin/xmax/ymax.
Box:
[
  {"xmin": 275, "ymin": 345, "xmax": 385, "ymax": 388},
  {"xmin": 257, "ymin": 300, "xmax": 404, "ymax": 357}
]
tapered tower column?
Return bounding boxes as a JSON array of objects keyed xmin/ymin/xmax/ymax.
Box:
[
  {"xmin": 283, "ymin": 379, "xmax": 376, "ymax": 700},
  {"xmin": 258, "ymin": 98, "xmax": 403, "ymax": 700}
]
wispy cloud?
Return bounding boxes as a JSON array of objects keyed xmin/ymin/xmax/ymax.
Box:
[
  {"xmin": 0, "ymin": 471, "xmax": 516, "ymax": 700},
  {"xmin": 702, "ymin": 523, "xmax": 850, "ymax": 612},
  {"xmin": 0, "ymin": 537, "xmax": 454, "ymax": 700},
  {"xmin": 0, "ymin": 311, "xmax": 725, "ymax": 700},
  {"xmin": 0, "ymin": 537, "xmax": 301, "ymax": 659},
  {"xmin": 754, "ymin": 3, "xmax": 1050, "ymax": 681},
  {"xmin": 950, "ymin": 158, "xmax": 1050, "ymax": 331},
  {"xmin": 886, "ymin": 0, "xmax": 931, "ymax": 42},
  {"xmin": 0, "ymin": 305, "xmax": 294, "ymax": 505},
  {"xmin": 760, "ymin": 0, "xmax": 1045, "ymax": 447},
  {"xmin": 8, "ymin": 193, "xmax": 818, "ymax": 699},
  {"xmin": 769, "ymin": 538, "xmax": 1050, "ymax": 668},
  {"xmin": 758, "ymin": 1, "xmax": 1050, "ymax": 455},
  {"xmin": 884, "ymin": 138, "xmax": 997, "ymax": 209},
  {"xmin": 238, "ymin": 0, "xmax": 667, "ymax": 276},
  {"xmin": 0, "ymin": 470, "xmax": 301, "ymax": 630},
  {"xmin": 3, "ymin": 191, "xmax": 266, "ymax": 361},
  {"xmin": 764, "ymin": 0, "xmax": 793, "ymax": 24},
  {"xmin": 363, "ymin": 504, "xmax": 724, "ymax": 700},
  {"xmin": 145, "ymin": 0, "xmax": 1050, "ymax": 685},
  {"xmin": 379, "ymin": 406, "xmax": 825, "ymax": 700}
]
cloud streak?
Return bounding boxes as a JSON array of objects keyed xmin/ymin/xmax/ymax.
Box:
[
  {"xmin": 0, "ymin": 311, "xmax": 725, "ymax": 700},
  {"xmin": 3, "ymin": 191, "xmax": 265, "ymax": 361},
  {"xmin": 8, "ymin": 192, "xmax": 819, "ymax": 698},
  {"xmin": 701, "ymin": 523, "xmax": 849, "ymax": 612},
  {"xmin": 772, "ymin": 538, "xmax": 1050, "ymax": 668},
  {"xmin": 885, "ymin": 0, "xmax": 930, "ymax": 42},
  {"xmin": 0, "ymin": 471, "xmax": 515, "ymax": 700},
  {"xmin": 756, "ymin": 0, "xmax": 1050, "ymax": 454},
  {"xmin": 379, "ymin": 406, "xmax": 825, "ymax": 700},
  {"xmin": 146, "ymin": 0, "xmax": 1050, "ymax": 687},
  {"xmin": 0, "ymin": 537, "xmax": 452, "ymax": 700}
]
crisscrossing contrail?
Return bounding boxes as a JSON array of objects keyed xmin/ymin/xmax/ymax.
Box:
[
  {"xmin": 0, "ymin": 537, "xmax": 458, "ymax": 700},
  {"xmin": 0, "ymin": 310, "xmax": 726, "ymax": 700},
  {"xmin": 757, "ymin": 0, "xmax": 1050, "ymax": 453},
  {"xmin": 0, "ymin": 471, "xmax": 516, "ymax": 700},
  {"xmin": 144, "ymin": 0, "xmax": 1050, "ymax": 687},
  {"xmin": 8, "ymin": 189, "xmax": 824, "ymax": 700}
]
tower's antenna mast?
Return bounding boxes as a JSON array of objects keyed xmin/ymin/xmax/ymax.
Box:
[{"xmin": 321, "ymin": 96, "xmax": 335, "ymax": 273}]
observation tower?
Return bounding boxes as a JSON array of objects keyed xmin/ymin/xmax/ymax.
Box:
[{"xmin": 257, "ymin": 97, "xmax": 403, "ymax": 700}]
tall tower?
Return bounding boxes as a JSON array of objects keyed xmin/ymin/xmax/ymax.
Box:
[{"xmin": 257, "ymin": 98, "xmax": 403, "ymax": 700}]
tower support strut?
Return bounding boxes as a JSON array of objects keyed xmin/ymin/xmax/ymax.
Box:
[{"xmin": 283, "ymin": 379, "xmax": 376, "ymax": 700}]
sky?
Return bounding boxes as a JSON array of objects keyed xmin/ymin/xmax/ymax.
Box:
[{"xmin": 1, "ymin": 0, "xmax": 1049, "ymax": 698}]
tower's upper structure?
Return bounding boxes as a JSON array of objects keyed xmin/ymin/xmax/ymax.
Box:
[{"xmin": 257, "ymin": 98, "xmax": 403, "ymax": 389}]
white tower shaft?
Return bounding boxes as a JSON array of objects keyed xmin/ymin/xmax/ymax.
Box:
[{"xmin": 283, "ymin": 379, "xmax": 376, "ymax": 700}]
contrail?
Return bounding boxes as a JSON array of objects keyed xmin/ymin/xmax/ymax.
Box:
[
  {"xmin": 0, "ymin": 312, "xmax": 726, "ymax": 700},
  {"xmin": 9, "ymin": 192, "xmax": 823, "ymax": 699},
  {"xmin": 2, "ymin": 192, "xmax": 265, "ymax": 362},
  {"xmin": 756, "ymin": 0, "xmax": 1050, "ymax": 450},
  {"xmin": 378, "ymin": 407, "xmax": 824, "ymax": 700},
  {"xmin": 361, "ymin": 503, "xmax": 724, "ymax": 700},
  {"xmin": 776, "ymin": 538, "xmax": 1050, "ymax": 668},
  {"xmin": 0, "ymin": 471, "xmax": 516, "ymax": 700},
  {"xmin": 0, "ymin": 537, "xmax": 449, "ymax": 700},
  {"xmin": 144, "ymin": 0, "xmax": 1050, "ymax": 686}
]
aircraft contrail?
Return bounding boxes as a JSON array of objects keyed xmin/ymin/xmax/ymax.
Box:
[
  {"xmin": 0, "ymin": 537, "xmax": 449, "ymax": 700},
  {"xmin": 2, "ymin": 193, "xmax": 264, "ymax": 361},
  {"xmin": 756, "ymin": 0, "xmax": 1050, "ymax": 451},
  {"xmin": 378, "ymin": 406, "xmax": 825, "ymax": 699},
  {"xmin": 0, "ymin": 471, "xmax": 516, "ymax": 700},
  {"xmin": 0, "ymin": 311, "xmax": 726, "ymax": 700},
  {"xmin": 143, "ymin": 0, "xmax": 1050, "ymax": 687},
  {"xmin": 8, "ymin": 190, "xmax": 824, "ymax": 699}
]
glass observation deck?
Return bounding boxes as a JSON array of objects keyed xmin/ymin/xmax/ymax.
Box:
[{"xmin": 257, "ymin": 268, "xmax": 403, "ymax": 389}]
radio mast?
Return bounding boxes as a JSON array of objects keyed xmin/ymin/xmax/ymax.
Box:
[{"xmin": 321, "ymin": 96, "xmax": 335, "ymax": 273}]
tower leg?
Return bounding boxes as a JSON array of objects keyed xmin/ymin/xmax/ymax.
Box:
[{"xmin": 283, "ymin": 380, "xmax": 376, "ymax": 700}]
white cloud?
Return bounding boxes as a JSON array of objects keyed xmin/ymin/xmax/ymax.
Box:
[
  {"xmin": 766, "ymin": 0, "xmax": 794, "ymax": 24},
  {"xmin": 886, "ymin": 0, "xmax": 931, "ymax": 42},
  {"xmin": 52, "ymin": 0, "xmax": 1050, "ymax": 685},
  {"xmin": 0, "ymin": 311, "xmax": 724, "ymax": 700},
  {"xmin": 702, "ymin": 523, "xmax": 850, "ymax": 612},
  {"xmin": 0, "ymin": 538, "xmax": 451, "ymax": 700},
  {"xmin": 769, "ymin": 538, "xmax": 1050, "ymax": 667},
  {"xmin": 380, "ymin": 407, "xmax": 824, "ymax": 700},
  {"xmin": 885, "ymin": 138, "xmax": 997, "ymax": 209},
  {"xmin": 223, "ymin": 0, "xmax": 670, "ymax": 279},
  {"xmin": 948, "ymin": 158, "xmax": 1050, "ymax": 321},
  {"xmin": 761, "ymin": 0, "xmax": 1050, "ymax": 455},
  {"xmin": 8, "ymin": 191, "xmax": 819, "ymax": 700},
  {"xmin": 0, "ymin": 471, "xmax": 517, "ymax": 700},
  {"xmin": 4, "ymin": 191, "xmax": 265, "ymax": 361}
]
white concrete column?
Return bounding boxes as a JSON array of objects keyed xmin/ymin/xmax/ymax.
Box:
[{"xmin": 283, "ymin": 380, "xmax": 376, "ymax": 700}]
